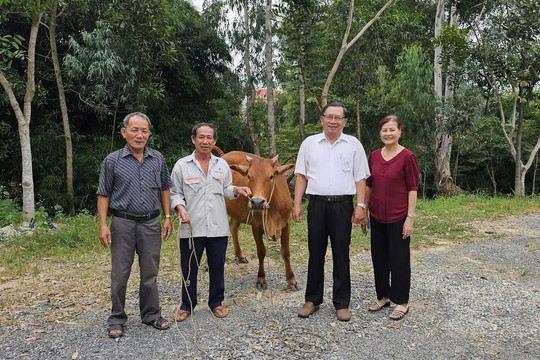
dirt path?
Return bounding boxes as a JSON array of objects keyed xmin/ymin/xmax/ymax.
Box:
[{"xmin": 0, "ymin": 214, "xmax": 538, "ymax": 359}]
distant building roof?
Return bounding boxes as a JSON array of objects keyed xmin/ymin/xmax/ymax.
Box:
[{"xmin": 255, "ymin": 88, "xmax": 285, "ymax": 99}]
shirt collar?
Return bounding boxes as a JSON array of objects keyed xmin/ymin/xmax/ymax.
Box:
[
  {"xmin": 187, "ymin": 151, "xmax": 218, "ymax": 164},
  {"xmin": 121, "ymin": 144, "xmax": 152, "ymax": 158},
  {"xmin": 315, "ymin": 132, "xmax": 348, "ymax": 144}
]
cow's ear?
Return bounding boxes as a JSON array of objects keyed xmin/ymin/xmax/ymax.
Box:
[
  {"xmin": 230, "ymin": 164, "xmax": 249, "ymax": 176},
  {"xmin": 276, "ymin": 163, "xmax": 294, "ymax": 175}
]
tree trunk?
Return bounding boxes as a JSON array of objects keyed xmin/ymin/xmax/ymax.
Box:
[
  {"xmin": 0, "ymin": 4, "xmax": 42, "ymax": 222},
  {"xmin": 433, "ymin": 1, "xmax": 462, "ymax": 196},
  {"xmin": 320, "ymin": 0, "xmax": 394, "ymax": 107},
  {"xmin": 355, "ymin": 47, "xmax": 362, "ymax": 139},
  {"xmin": 49, "ymin": 0, "xmax": 74, "ymax": 215},
  {"xmin": 298, "ymin": 68, "xmax": 306, "ymax": 141},
  {"xmin": 243, "ymin": 0, "xmax": 259, "ymax": 155},
  {"xmin": 485, "ymin": 161, "xmax": 497, "ymax": 196},
  {"xmin": 265, "ymin": 0, "xmax": 276, "ymax": 157},
  {"xmin": 514, "ymin": 85, "xmax": 525, "ymax": 196}
]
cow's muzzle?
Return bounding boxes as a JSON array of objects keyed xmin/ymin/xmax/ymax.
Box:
[{"xmin": 250, "ymin": 197, "xmax": 267, "ymax": 210}]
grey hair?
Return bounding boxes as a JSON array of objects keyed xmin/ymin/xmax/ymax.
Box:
[
  {"xmin": 191, "ymin": 122, "xmax": 217, "ymax": 140},
  {"xmin": 122, "ymin": 112, "xmax": 152, "ymax": 127}
]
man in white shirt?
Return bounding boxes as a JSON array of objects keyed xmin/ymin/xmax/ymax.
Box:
[
  {"xmin": 170, "ymin": 123, "xmax": 251, "ymax": 321},
  {"xmin": 293, "ymin": 101, "xmax": 370, "ymax": 321}
]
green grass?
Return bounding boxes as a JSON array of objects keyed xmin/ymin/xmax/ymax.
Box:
[{"xmin": 0, "ymin": 195, "xmax": 539, "ymax": 278}]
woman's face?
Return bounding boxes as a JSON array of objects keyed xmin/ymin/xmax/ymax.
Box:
[{"xmin": 380, "ymin": 120, "xmax": 401, "ymax": 146}]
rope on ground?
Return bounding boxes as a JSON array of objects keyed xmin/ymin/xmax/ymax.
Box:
[{"xmin": 169, "ymin": 198, "xmax": 329, "ymax": 359}]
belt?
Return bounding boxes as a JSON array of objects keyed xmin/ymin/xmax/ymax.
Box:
[
  {"xmin": 113, "ymin": 209, "xmax": 160, "ymax": 221},
  {"xmin": 309, "ymin": 195, "xmax": 353, "ymax": 203}
]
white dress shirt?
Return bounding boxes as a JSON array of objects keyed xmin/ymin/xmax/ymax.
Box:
[{"xmin": 295, "ymin": 132, "xmax": 370, "ymax": 195}]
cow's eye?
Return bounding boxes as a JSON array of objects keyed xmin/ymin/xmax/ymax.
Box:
[
  {"xmin": 247, "ymin": 174, "xmax": 251, "ymax": 180},
  {"xmin": 269, "ymin": 175, "xmax": 274, "ymax": 181}
]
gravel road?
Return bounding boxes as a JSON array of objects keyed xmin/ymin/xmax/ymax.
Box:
[{"xmin": 1, "ymin": 214, "xmax": 538, "ymax": 359}]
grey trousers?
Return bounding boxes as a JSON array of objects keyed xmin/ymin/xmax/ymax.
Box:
[{"xmin": 108, "ymin": 216, "xmax": 162, "ymax": 326}]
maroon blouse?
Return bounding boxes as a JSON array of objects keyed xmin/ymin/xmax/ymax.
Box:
[{"xmin": 366, "ymin": 148, "xmax": 419, "ymax": 223}]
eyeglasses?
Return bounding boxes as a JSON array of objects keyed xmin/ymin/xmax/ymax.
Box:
[{"xmin": 322, "ymin": 114, "xmax": 346, "ymax": 121}]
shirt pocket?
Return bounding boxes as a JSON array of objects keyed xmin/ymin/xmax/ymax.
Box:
[
  {"xmin": 340, "ymin": 153, "xmax": 353, "ymax": 173},
  {"xmin": 212, "ymin": 175, "xmax": 225, "ymax": 196},
  {"xmin": 184, "ymin": 176, "xmax": 203, "ymax": 196}
]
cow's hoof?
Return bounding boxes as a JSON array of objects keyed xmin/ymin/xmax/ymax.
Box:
[
  {"xmin": 288, "ymin": 283, "xmax": 300, "ymax": 291},
  {"xmin": 256, "ymin": 282, "xmax": 268, "ymax": 291},
  {"xmin": 236, "ymin": 258, "xmax": 249, "ymax": 264}
]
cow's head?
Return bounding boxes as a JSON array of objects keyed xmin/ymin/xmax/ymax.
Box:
[{"xmin": 230, "ymin": 155, "xmax": 294, "ymax": 210}]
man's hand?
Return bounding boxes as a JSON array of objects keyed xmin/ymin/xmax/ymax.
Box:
[
  {"xmin": 163, "ymin": 218, "xmax": 172, "ymax": 241},
  {"xmin": 351, "ymin": 207, "xmax": 368, "ymax": 225},
  {"xmin": 176, "ymin": 205, "xmax": 190, "ymax": 223},
  {"xmin": 99, "ymin": 225, "xmax": 111, "ymax": 248},
  {"xmin": 234, "ymin": 186, "xmax": 252, "ymax": 197},
  {"xmin": 292, "ymin": 204, "xmax": 303, "ymax": 223}
]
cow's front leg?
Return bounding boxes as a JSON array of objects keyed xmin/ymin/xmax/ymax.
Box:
[
  {"xmin": 280, "ymin": 222, "xmax": 299, "ymax": 291},
  {"xmin": 230, "ymin": 218, "xmax": 248, "ymax": 263},
  {"xmin": 252, "ymin": 225, "xmax": 267, "ymax": 290}
]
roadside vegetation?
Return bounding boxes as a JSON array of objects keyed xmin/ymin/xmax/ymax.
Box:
[{"xmin": 1, "ymin": 195, "xmax": 538, "ymax": 279}]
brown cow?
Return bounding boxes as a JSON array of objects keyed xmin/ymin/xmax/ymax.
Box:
[{"xmin": 213, "ymin": 146, "xmax": 299, "ymax": 291}]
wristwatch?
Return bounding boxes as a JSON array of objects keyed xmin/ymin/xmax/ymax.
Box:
[{"xmin": 356, "ymin": 203, "xmax": 367, "ymax": 210}]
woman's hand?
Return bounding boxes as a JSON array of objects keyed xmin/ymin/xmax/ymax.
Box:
[{"xmin": 402, "ymin": 216, "xmax": 414, "ymax": 239}]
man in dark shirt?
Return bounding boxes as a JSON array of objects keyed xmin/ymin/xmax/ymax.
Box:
[{"xmin": 97, "ymin": 112, "xmax": 172, "ymax": 338}]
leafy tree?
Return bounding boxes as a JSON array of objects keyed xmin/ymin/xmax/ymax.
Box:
[
  {"xmin": 0, "ymin": 0, "xmax": 44, "ymax": 221},
  {"xmin": 459, "ymin": 0, "xmax": 540, "ymax": 196}
]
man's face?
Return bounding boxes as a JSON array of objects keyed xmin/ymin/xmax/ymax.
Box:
[
  {"xmin": 121, "ymin": 115, "xmax": 150, "ymax": 152},
  {"xmin": 192, "ymin": 125, "xmax": 216, "ymax": 155},
  {"xmin": 320, "ymin": 106, "xmax": 347, "ymax": 138}
]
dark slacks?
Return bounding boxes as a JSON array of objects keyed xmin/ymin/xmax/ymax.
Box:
[
  {"xmin": 370, "ymin": 217, "xmax": 411, "ymax": 304},
  {"xmin": 179, "ymin": 236, "xmax": 228, "ymax": 311},
  {"xmin": 108, "ymin": 216, "xmax": 162, "ymax": 326},
  {"xmin": 305, "ymin": 196, "xmax": 353, "ymax": 310}
]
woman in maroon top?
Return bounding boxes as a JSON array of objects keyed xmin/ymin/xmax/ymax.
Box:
[{"xmin": 364, "ymin": 115, "xmax": 419, "ymax": 320}]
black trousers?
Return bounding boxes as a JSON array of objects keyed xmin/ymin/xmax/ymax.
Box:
[
  {"xmin": 305, "ymin": 195, "xmax": 353, "ymax": 310},
  {"xmin": 108, "ymin": 216, "xmax": 162, "ymax": 326},
  {"xmin": 179, "ymin": 236, "xmax": 228, "ymax": 311},
  {"xmin": 370, "ymin": 217, "xmax": 411, "ymax": 304}
]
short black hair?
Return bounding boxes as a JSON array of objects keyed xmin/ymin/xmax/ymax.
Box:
[
  {"xmin": 322, "ymin": 101, "xmax": 348, "ymax": 118},
  {"xmin": 191, "ymin": 122, "xmax": 217, "ymax": 139}
]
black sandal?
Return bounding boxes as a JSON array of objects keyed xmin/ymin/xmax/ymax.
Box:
[
  {"xmin": 108, "ymin": 324, "xmax": 124, "ymax": 339},
  {"xmin": 144, "ymin": 317, "xmax": 170, "ymax": 330}
]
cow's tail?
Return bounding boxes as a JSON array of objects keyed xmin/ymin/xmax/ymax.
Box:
[{"xmin": 212, "ymin": 145, "xmax": 225, "ymax": 157}]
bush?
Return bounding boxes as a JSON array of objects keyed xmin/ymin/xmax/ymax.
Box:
[{"xmin": 0, "ymin": 186, "xmax": 21, "ymax": 227}]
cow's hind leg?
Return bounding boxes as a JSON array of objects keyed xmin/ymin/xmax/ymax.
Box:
[
  {"xmin": 252, "ymin": 225, "xmax": 267, "ymax": 290},
  {"xmin": 230, "ymin": 218, "xmax": 248, "ymax": 264},
  {"xmin": 280, "ymin": 222, "xmax": 299, "ymax": 291}
]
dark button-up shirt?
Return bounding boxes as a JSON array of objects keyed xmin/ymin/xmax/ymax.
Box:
[
  {"xmin": 97, "ymin": 145, "xmax": 172, "ymax": 214},
  {"xmin": 366, "ymin": 148, "xmax": 419, "ymax": 223}
]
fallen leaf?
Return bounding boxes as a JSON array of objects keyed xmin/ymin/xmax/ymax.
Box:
[
  {"xmin": 72, "ymin": 351, "xmax": 79, "ymax": 359},
  {"xmin": 32, "ymin": 329, "xmax": 46, "ymax": 333}
]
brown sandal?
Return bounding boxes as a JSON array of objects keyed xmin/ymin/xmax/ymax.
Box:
[
  {"xmin": 211, "ymin": 305, "xmax": 229, "ymax": 318},
  {"xmin": 389, "ymin": 307, "xmax": 409, "ymax": 320},
  {"xmin": 173, "ymin": 309, "xmax": 190, "ymax": 322},
  {"xmin": 368, "ymin": 300, "xmax": 390, "ymax": 312}
]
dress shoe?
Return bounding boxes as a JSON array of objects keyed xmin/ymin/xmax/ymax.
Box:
[
  {"xmin": 336, "ymin": 308, "xmax": 351, "ymax": 322},
  {"xmin": 298, "ymin": 302, "xmax": 320, "ymax": 318}
]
